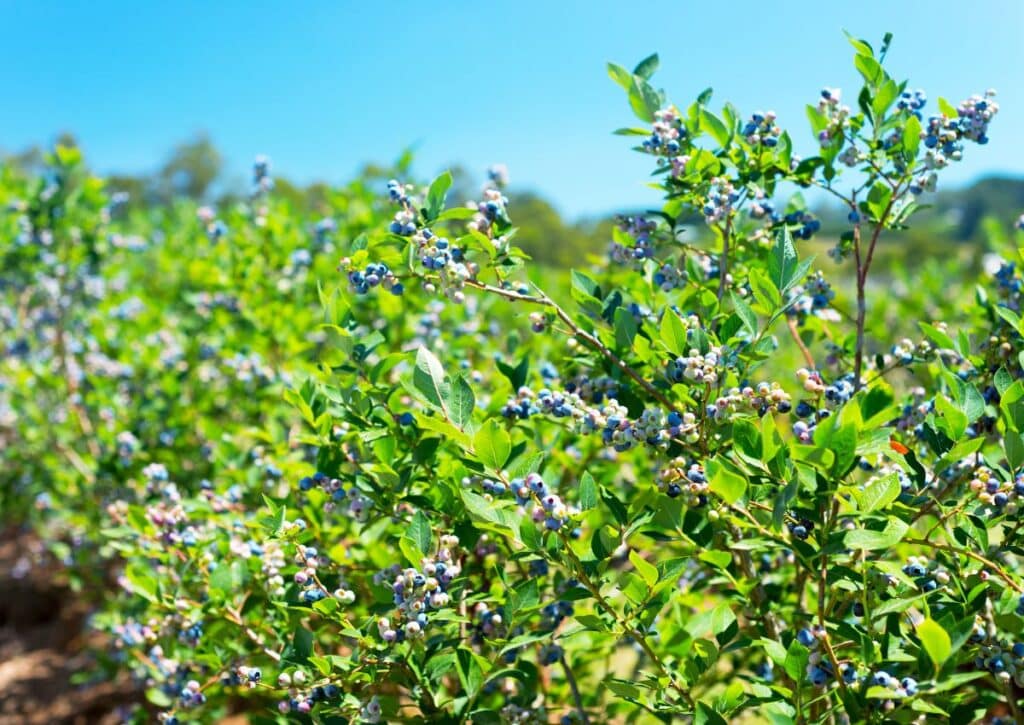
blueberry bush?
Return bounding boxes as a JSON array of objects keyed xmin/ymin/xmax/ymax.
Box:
[{"xmin": 4, "ymin": 33, "xmax": 1024, "ymax": 724}]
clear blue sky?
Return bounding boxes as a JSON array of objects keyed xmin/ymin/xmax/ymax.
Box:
[{"xmin": 2, "ymin": 1, "xmax": 1021, "ymax": 218}]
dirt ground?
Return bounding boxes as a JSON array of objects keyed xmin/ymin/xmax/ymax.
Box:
[{"xmin": 0, "ymin": 529, "xmax": 139, "ymax": 724}]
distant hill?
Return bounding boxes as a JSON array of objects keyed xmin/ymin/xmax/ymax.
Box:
[
  {"xmin": 816, "ymin": 175, "xmax": 1024, "ymax": 243},
  {"xmin": 933, "ymin": 176, "xmax": 1024, "ymax": 241}
]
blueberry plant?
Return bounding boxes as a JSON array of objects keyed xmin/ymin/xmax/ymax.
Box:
[{"xmin": 4, "ymin": 32, "xmax": 1024, "ymax": 724}]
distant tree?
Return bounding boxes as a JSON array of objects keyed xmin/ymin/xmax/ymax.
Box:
[
  {"xmin": 506, "ymin": 191, "xmax": 604, "ymax": 267},
  {"xmin": 157, "ymin": 134, "xmax": 223, "ymax": 201}
]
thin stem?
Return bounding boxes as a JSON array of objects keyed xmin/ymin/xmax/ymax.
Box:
[
  {"xmin": 465, "ymin": 279, "xmax": 677, "ymax": 411},
  {"xmin": 905, "ymin": 538, "xmax": 1023, "ymax": 593},
  {"xmin": 787, "ymin": 317, "xmax": 815, "ymax": 368},
  {"xmin": 225, "ymin": 607, "xmax": 282, "ymax": 662},
  {"xmin": 853, "ymin": 188, "xmax": 901, "ymax": 390},
  {"xmin": 1003, "ymin": 677, "xmax": 1023, "ymax": 723},
  {"xmin": 561, "ymin": 654, "xmax": 589, "ymax": 725},
  {"xmin": 817, "ymin": 499, "xmax": 848, "ymax": 695},
  {"xmin": 717, "ymin": 215, "xmax": 732, "ymax": 302},
  {"xmin": 556, "ymin": 532, "xmax": 695, "ymax": 710}
]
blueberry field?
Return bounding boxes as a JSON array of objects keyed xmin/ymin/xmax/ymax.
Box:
[{"xmin": 4, "ymin": 27, "xmax": 1024, "ymax": 725}]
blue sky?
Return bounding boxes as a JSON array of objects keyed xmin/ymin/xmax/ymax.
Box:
[{"xmin": 2, "ymin": 1, "xmax": 1022, "ymax": 218}]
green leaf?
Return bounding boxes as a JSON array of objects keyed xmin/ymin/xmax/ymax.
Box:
[
  {"xmin": 579, "ymin": 472, "xmax": 598, "ymax": 511},
  {"xmin": 858, "ymin": 472, "xmax": 900, "ymax": 513},
  {"xmin": 447, "ymin": 374, "xmax": 475, "ymax": 430},
  {"xmin": 209, "ymin": 559, "xmax": 248, "ymax": 596},
  {"xmin": 413, "ymin": 346, "xmax": 450, "ymax": 416},
  {"xmin": 146, "ymin": 688, "xmax": 173, "ymax": 708},
  {"xmin": 844, "ymin": 31, "xmax": 874, "ymax": 57},
  {"xmin": 918, "ymin": 618, "xmax": 952, "ymax": 670},
  {"xmin": 632, "ymin": 53, "xmax": 659, "ymax": 79},
  {"xmin": 732, "ymin": 419, "xmax": 763, "ymax": 461},
  {"xmin": 938, "ymin": 97, "xmax": 959, "ymax": 118},
  {"xmin": 614, "ymin": 306, "xmax": 638, "ymax": 349},
  {"xmin": 918, "ymin": 322, "xmax": 956, "ymax": 351},
  {"xmin": 828, "ymin": 421, "xmax": 858, "ymax": 476},
  {"xmin": 629, "ymin": 550, "xmax": 659, "ymax": 588},
  {"xmin": 866, "ymin": 181, "xmax": 893, "ymax": 221},
  {"xmin": 660, "ymin": 309, "xmax": 689, "ymax": 356},
  {"xmin": 286, "ymin": 626, "xmax": 314, "ymax": 664},
  {"xmin": 783, "ymin": 640, "xmax": 809, "ymax": 681},
  {"xmin": 934, "ymin": 393, "xmax": 967, "ymax": 441},
  {"xmin": 630, "ymin": 76, "xmax": 662, "ymax": 123},
  {"xmin": 699, "ymin": 550, "xmax": 733, "ymax": 571},
  {"xmin": 903, "ymin": 114, "xmax": 922, "ymax": 158},
  {"xmin": 686, "ymin": 603, "xmax": 736, "ymax": 638},
  {"xmin": 995, "ymin": 305, "xmax": 1022, "ymax": 331},
  {"xmin": 474, "ymin": 419, "xmax": 511, "ymax": 470},
  {"xmin": 873, "ymin": 79, "xmax": 900, "ymax": 119},
  {"xmin": 423, "ymin": 170, "xmax": 452, "ymax": 222},
  {"xmin": 462, "ymin": 489, "xmax": 516, "ymax": 531},
  {"xmin": 695, "ymin": 702, "xmax": 729, "ymax": 725},
  {"xmin": 700, "ymin": 108, "xmax": 731, "ymax": 147},
  {"xmin": 605, "ymin": 679, "xmax": 641, "ymax": 699},
  {"xmin": 730, "ymin": 290, "xmax": 757, "ymax": 336},
  {"xmin": 126, "ymin": 563, "xmax": 159, "ymax": 602},
  {"xmin": 456, "ymin": 647, "xmax": 485, "ymax": 698},
  {"xmin": 507, "ymin": 578, "xmax": 539, "ymax": 617},
  {"xmin": 844, "ymin": 519, "xmax": 909, "ymax": 550},
  {"xmin": 399, "ymin": 537, "xmax": 423, "ymax": 567},
  {"xmin": 768, "ymin": 228, "xmax": 798, "ymax": 293},
  {"xmin": 406, "ymin": 510, "xmax": 432, "ymax": 555},
  {"xmin": 1007, "ymin": 432, "xmax": 1024, "ymax": 472},
  {"xmin": 707, "ymin": 457, "xmax": 747, "ymax": 505},
  {"xmin": 607, "ymin": 62, "xmax": 634, "ymax": 92},
  {"xmin": 854, "ymin": 53, "xmax": 883, "ymax": 85},
  {"xmin": 748, "ymin": 267, "xmax": 782, "ymax": 312}
]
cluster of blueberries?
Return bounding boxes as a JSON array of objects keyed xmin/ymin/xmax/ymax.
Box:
[
  {"xmin": 995, "ymin": 260, "xmax": 1023, "ymax": 308},
  {"xmin": 666, "ymin": 347, "xmax": 723, "ymax": 385},
  {"xmin": 798, "ymin": 627, "xmax": 919, "ymax": 700},
  {"xmin": 652, "ymin": 262, "xmax": 686, "ymax": 291},
  {"xmin": 656, "ymin": 457, "xmax": 709, "ymax": 505},
  {"xmin": 966, "ymin": 467, "xmax": 1024, "ymax": 514},
  {"xmin": 742, "ymin": 111, "xmax": 780, "ymax": 148},
  {"xmin": 275, "ymin": 669, "xmax": 342, "ymax": 715},
  {"xmin": 346, "ymin": 261, "xmax": 403, "ymax": 296},
  {"xmin": 196, "ymin": 205, "xmax": 228, "ymax": 241},
  {"xmin": 297, "ymin": 471, "xmax": 372, "ymax": 520},
  {"xmin": 786, "ymin": 515, "xmax": 815, "ymax": 541},
  {"xmin": 500, "ymin": 376, "xmax": 653, "ymax": 445},
  {"xmin": 901, "ymin": 555, "xmax": 950, "ymax": 593},
  {"xmin": 910, "ymin": 91, "xmax": 999, "ymax": 196},
  {"xmin": 703, "ymin": 179, "xmax": 738, "ymax": 225},
  {"xmin": 642, "ymin": 107, "xmax": 687, "ymax": 158},
  {"xmin": 468, "ymin": 187, "xmax": 510, "ymax": 230},
  {"xmin": 481, "ymin": 472, "xmax": 578, "ymax": 532},
  {"xmin": 177, "ymin": 621, "xmax": 203, "ymax": 647},
  {"xmin": 415, "ymin": 229, "xmax": 466, "ymax": 271},
  {"xmin": 252, "ymin": 155, "xmax": 273, "ymax": 197},
  {"xmin": 788, "ymin": 211, "xmax": 822, "ymax": 241},
  {"xmin": 969, "ymin": 618, "xmax": 1024, "ymax": 688},
  {"xmin": 375, "ymin": 535, "xmax": 461, "ymax": 645},
  {"xmin": 815, "ymin": 88, "xmax": 851, "ymax": 149},
  {"xmin": 790, "ymin": 370, "xmax": 858, "ymax": 443},
  {"xmin": 222, "ymin": 664, "xmax": 261, "ymax": 690},
  {"xmin": 786, "ymin": 271, "xmax": 836, "ymax": 323},
  {"xmin": 797, "ymin": 626, "xmax": 858, "ymax": 687},
  {"xmin": 609, "ymin": 215, "xmax": 658, "ymax": 264},
  {"xmin": 896, "ymin": 89, "xmax": 927, "ymax": 117}
]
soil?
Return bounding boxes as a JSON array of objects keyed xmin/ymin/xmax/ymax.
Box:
[{"xmin": 0, "ymin": 528, "xmax": 139, "ymax": 724}]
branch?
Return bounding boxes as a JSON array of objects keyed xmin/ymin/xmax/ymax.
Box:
[{"xmin": 464, "ymin": 279, "xmax": 677, "ymax": 411}]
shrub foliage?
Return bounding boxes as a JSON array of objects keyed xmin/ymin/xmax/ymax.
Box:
[{"xmin": 3, "ymin": 33, "xmax": 1024, "ymax": 724}]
